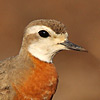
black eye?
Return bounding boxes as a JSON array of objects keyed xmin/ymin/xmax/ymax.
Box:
[{"xmin": 38, "ymin": 30, "xmax": 50, "ymax": 38}]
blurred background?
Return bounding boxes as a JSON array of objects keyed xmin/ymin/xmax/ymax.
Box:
[{"xmin": 0, "ymin": 0, "xmax": 100, "ymax": 100}]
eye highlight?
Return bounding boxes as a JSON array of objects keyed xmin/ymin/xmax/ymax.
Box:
[{"xmin": 38, "ymin": 30, "xmax": 50, "ymax": 38}]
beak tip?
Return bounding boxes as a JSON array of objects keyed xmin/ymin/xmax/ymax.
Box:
[{"xmin": 80, "ymin": 48, "xmax": 88, "ymax": 52}]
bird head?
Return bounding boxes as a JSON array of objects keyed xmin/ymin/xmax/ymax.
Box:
[{"xmin": 21, "ymin": 19, "xmax": 87, "ymax": 63}]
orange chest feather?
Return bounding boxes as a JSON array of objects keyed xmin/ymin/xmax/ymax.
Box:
[{"xmin": 14, "ymin": 55, "xmax": 58, "ymax": 100}]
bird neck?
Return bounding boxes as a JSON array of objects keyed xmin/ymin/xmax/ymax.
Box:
[{"xmin": 28, "ymin": 52, "xmax": 53, "ymax": 66}]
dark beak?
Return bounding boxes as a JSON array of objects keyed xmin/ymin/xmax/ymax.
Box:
[{"xmin": 61, "ymin": 40, "xmax": 87, "ymax": 52}]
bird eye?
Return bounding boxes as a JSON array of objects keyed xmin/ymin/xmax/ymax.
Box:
[{"xmin": 38, "ymin": 30, "xmax": 50, "ymax": 38}]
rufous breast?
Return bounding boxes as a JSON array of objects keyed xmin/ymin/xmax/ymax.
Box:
[{"xmin": 14, "ymin": 53, "xmax": 58, "ymax": 100}]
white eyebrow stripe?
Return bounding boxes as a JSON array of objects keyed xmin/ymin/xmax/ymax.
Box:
[{"xmin": 25, "ymin": 25, "xmax": 55, "ymax": 35}]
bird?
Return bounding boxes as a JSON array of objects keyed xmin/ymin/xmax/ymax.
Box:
[{"xmin": 0, "ymin": 19, "xmax": 87, "ymax": 100}]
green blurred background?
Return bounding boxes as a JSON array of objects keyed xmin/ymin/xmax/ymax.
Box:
[{"xmin": 0, "ymin": 0, "xmax": 100, "ymax": 100}]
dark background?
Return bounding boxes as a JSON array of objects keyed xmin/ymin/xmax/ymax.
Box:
[{"xmin": 0, "ymin": 0, "xmax": 100, "ymax": 100}]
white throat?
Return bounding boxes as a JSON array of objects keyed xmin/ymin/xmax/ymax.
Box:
[{"xmin": 28, "ymin": 43, "xmax": 54, "ymax": 63}]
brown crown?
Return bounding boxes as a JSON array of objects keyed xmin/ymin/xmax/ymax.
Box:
[{"xmin": 25, "ymin": 19, "xmax": 67, "ymax": 34}]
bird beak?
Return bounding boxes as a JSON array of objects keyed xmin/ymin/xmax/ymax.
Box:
[{"xmin": 61, "ymin": 40, "xmax": 87, "ymax": 52}]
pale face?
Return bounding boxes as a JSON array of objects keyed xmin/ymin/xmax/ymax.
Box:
[{"xmin": 25, "ymin": 25, "xmax": 68, "ymax": 63}]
